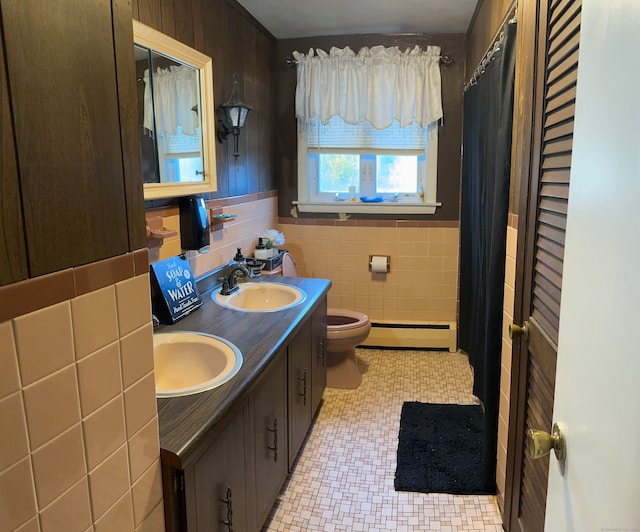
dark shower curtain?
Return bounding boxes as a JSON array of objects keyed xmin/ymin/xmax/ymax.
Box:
[{"xmin": 459, "ymin": 22, "xmax": 517, "ymax": 491}]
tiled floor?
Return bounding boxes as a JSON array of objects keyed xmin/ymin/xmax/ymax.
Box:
[{"xmin": 263, "ymin": 348, "xmax": 503, "ymax": 531}]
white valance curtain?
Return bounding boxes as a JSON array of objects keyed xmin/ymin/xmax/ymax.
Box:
[
  {"xmin": 293, "ymin": 45, "xmax": 443, "ymax": 130},
  {"xmin": 143, "ymin": 65, "xmax": 199, "ymax": 136}
]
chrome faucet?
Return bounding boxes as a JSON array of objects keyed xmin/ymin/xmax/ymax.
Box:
[{"xmin": 219, "ymin": 264, "xmax": 249, "ymax": 295}]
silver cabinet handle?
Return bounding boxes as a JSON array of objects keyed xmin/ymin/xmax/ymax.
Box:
[
  {"xmin": 319, "ymin": 338, "xmax": 325, "ymax": 366},
  {"xmin": 221, "ymin": 486, "xmax": 233, "ymax": 531},
  {"xmin": 297, "ymin": 369, "xmax": 307, "ymax": 406},
  {"xmin": 267, "ymin": 417, "xmax": 278, "ymax": 462}
]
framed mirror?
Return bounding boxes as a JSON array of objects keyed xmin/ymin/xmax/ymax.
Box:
[{"xmin": 133, "ymin": 20, "xmax": 217, "ymax": 200}]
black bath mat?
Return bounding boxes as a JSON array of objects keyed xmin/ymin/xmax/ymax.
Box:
[{"xmin": 394, "ymin": 402, "xmax": 494, "ymax": 495}]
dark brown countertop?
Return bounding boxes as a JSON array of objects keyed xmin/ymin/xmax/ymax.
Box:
[{"xmin": 155, "ymin": 275, "xmax": 331, "ymax": 469}]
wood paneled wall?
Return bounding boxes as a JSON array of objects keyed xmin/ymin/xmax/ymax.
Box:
[
  {"xmin": 275, "ymin": 33, "xmax": 466, "ymax": 221},
  {"xmin": 133, "ymin": 0, "xmax": 277, "ymax": 204},
  {"xmin": 466, "ymin": 0, "xmax": 521, "ymax": 214},
  {"xmin": 466, "ymin": 0, "xmax": 517, "ymax": 81}
]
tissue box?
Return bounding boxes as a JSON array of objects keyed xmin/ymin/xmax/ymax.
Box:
[{"xmin": 253, "ymin": 249, "xmax": 286, "ymax": 270}]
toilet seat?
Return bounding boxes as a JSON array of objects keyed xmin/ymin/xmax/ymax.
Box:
[{"xmin": 327, "ymin": 308, "xmax": 369, "ymax": 331}]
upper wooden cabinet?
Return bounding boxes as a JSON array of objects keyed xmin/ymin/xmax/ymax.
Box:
[
  {"xmin": 0, "ymin": 0, "xmax": 145, "ymax": 282},
  {"xmin": 0, "ymin": 23, "xmax": 28, "ymax": 286}
]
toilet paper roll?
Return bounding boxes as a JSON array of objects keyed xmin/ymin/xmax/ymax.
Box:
[{"xmin": 370, "ymin": 255, "xmax": 389, "ymax": 273}]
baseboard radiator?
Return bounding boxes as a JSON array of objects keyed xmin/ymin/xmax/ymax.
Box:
[{"xmin": 360, "ymin": 320, "xmax": 457, "ymax": 352}]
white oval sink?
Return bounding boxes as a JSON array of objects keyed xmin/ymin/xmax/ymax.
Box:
[
  {"xmin": 153, "ymin": 332, "xmax": 243, "ymax": 398},
  {"xmin": 212, "ymin": 282, "xmax": 307, "ymax": 312}
]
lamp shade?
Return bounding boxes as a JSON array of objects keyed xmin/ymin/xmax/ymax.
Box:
[{"xmin": 221, "ymin": 80, "xmax": 252, "ymax": 129}]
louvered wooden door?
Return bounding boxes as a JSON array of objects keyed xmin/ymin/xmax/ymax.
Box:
[{"xmin": 506, "ymin": 0, "xmax": 581, "ymax": 531}]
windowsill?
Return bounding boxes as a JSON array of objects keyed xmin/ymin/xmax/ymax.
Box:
[{"xmin": 293, "ymin": 201, "xmax": 440, "ymax": 215}]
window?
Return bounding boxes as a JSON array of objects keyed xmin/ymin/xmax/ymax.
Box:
[
  {"xmin": 296, "ymin": 116, "xmax": 439, "ymax": 214},
  {"xmin": 292, "ymin": 45, "xmax": 443, "ymax": 213},
  {"xmin": 157, "ymin": 125, "xmax": 203, "ymax": 183}
]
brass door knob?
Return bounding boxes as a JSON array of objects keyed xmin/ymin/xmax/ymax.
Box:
[
  {"xmin": 509, "ymin": 321, "xmax": 529, "ymax": 341},
  {"xmin": 527, "ymin": 423, "xmax": 566, "ymax": 461}
]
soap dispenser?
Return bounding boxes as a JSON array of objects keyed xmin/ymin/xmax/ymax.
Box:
[
  {"xmin": 233, "ymin": 248, "xmax": 246, "ymax": 265},
  {"xmin": 254, "ymin": 238, "xmax": 268, "ymax": 259},
  {"xmin": 233, "ymin": 248, "xmax": 247, "ymax": 281},
  {"xmin": 179, "ymin": 195, "xmax": 210, "ymax": 253}
]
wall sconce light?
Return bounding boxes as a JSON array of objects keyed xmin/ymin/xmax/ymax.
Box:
[{"xmin": 217, "ymin": 78, "xmax": 252, "ymax": 158}]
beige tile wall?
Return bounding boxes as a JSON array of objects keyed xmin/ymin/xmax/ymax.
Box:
[
  {"xmin": 0, "ymin": 275, "xmax": 164, "ymax": 532},
  {"xmin": 148, "ymin": 195, "xmax": 279, "ymax": 275},
  {"xmin": 496, "ymin": 222, "xmax": 517, "ymax": 510},
  {"xmin": 147, "ymin": 196, "xmax": 458, "ymax": 323},
  {"xmin": 278, "ymin": 222, "xmax": 460, "ymax": 322}
]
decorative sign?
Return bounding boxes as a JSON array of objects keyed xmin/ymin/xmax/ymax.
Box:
[{"xmin": 150, "ymin": 255, "xmax": 202, "ymax": 324}]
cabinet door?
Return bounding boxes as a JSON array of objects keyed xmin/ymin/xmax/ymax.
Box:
[
  {"xmin": 0, "ymin": 24, "xmax": 27, "ymax": 286},
  {"xmin": 189, "ymin": 408, "xmax": 249, "ymax": 532},
  {"xmin": 252, "ymin": 350, "xmax": 288, "ymax": 528},
  {"xmin": 311, "ymin": 298, "xmax": 327, "ymax": 415},
  {"xmin": 287, "ymin": 321, "xmax": 312, "ymax": 470},
  {"xmin": 1, "ymin": 0, "xmax": 132, "ymax": 276}
]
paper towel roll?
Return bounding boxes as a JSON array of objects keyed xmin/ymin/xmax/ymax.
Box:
[{"xmin": 370, "ymin": 255, "xmax": 389, "ymax": 273}]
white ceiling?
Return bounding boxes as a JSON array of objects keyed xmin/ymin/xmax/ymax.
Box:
[{"xmin": 236, "ymin": 0, "xmax": 479, "ymax": 39}]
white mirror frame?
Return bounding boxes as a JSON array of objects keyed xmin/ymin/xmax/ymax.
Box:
[{"xmin": 133, "ymin": 20, "xmax": 217, "ymax": 200}]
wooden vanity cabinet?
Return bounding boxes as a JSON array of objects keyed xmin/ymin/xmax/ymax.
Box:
[
  {"xmin": 180, "ymin": 405, "xmax": 250, "ymax": 532},
  {"xmin": 249, "ymin": 349, "xmax": 288, "ymax": 528},
  {"xmin": 287, "ymin": 320, "xmax": 313, "ymax": 470},
  {"xmin": 164, "ymin": 349, "xmax": 289, "ymax": 532},
  {"xmin": 287, "ymin": 302, "xmax": 328, "ymax": 470},
  {"xmin": 311, "ymin": 299, "xmax": 328, "ymax": 415},
  {"xmin": 163, "ymin": 296, "xmax": 328, "ymax": 531}
]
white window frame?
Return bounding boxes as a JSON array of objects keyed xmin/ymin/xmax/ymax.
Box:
[{"xmin": 295, "ymin": 122, "xmax": 440, "ymax": 214}]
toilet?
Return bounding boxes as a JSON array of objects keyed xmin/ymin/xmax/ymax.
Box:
[{"xmin": 282, "ymin": 253, "xmax": 371, "ymax": 389}]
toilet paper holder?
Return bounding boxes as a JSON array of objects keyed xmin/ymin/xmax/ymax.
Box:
[{"xmin": 369, "ymin": 255, "xmax": 390, "ymax": 273}]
